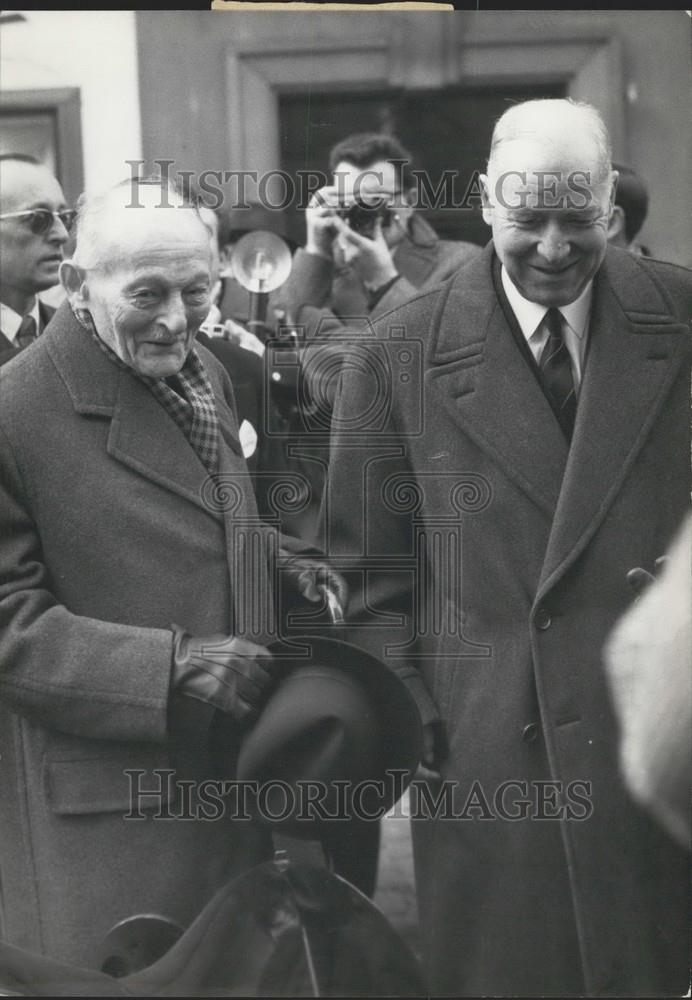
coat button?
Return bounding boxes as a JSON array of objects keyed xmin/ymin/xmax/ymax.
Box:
[
  {"xmin": 522, "ymin": 723, "xmax": 539, "ymax": 743},
  {"xmin": 534, "ymin": 607, "xmax": 552, "ymax": 630}
]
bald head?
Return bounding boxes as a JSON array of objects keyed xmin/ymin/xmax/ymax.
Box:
[{"xmin": 487, "ymin": 99, "xmax": 612, "ymax": 187}]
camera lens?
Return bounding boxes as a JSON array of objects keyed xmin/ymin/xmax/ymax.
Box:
[{"xmin": 344, "ymin": 200, "xmax": 392, "ymax": 238}]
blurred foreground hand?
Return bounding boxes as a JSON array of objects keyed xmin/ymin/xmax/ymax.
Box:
[{"xmin": 604, "ymin": 514, "xmax": 691, "ymax": 848}]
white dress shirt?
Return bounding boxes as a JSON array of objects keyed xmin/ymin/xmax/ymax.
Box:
[
  {"xmin": 0, "ymin": 298, "xmax": 41, "ymax": 344},
  {"xmin": 501, "ymin": 267, "xmax": 592, "ymax": 389}
]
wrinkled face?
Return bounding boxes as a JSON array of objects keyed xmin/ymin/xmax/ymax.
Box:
[
  {"xmin": 332, "ymin": 159, "xmax": 411, "ymax": 248},
  {"xmin": 481, "ymin": 138, "xmax": 615, "ymax": 306},
  {"xmin": 69, "ymin": 210, "xmax": 212, "ymax": 378},
  {"xmin": 0, "ymin": 162, "xmax": 71, "ymax": 296}
]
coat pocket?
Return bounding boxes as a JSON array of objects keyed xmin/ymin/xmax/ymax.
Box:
[{"xmin": 43, "ymin": 748, "xmax": 175, "ymax": 816}]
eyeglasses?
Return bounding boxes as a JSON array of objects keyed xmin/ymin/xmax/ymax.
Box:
[{"xmin": 0, "ymin": 209, "xmax": 77, "ymax": 235}]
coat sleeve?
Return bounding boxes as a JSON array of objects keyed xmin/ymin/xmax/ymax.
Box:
[
  {"xmin": 372, "ymin": 241, "xmax": 480, "ymax": 317},
  {"xmin": 324, "ymin": 347, "xmax": 439, "ymax": 726},
  {"xmin": 0, "ymin": 423, "xmax": 174, "ymax": 744},
  {"xmin": 369, "ymin": 275, "xmax": 418, "ymax": 317}
]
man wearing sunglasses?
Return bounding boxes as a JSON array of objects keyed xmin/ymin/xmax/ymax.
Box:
[{"xmin": 0, "ymin": 154, "xmax": 74, "ymax": 365}]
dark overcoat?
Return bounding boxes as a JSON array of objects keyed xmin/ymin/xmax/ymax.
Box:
[
  {"xmin": 0, "ymin": 304, "xmax": 281, "ymax": 966},
  {"xmin": 325, "ymin": 244, "xmax": 691, "ymax": 995}
]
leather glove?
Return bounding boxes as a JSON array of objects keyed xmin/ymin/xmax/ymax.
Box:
[
  {"xmin": 277, "ymin": 549, "xmax": 349, "ymax": 608},
  {"xmin": 170, "ymin": 626, "xmax": 274, "ymax": 727}
]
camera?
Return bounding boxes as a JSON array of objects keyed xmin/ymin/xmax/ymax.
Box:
[{"xmin": 336, "ymin": 199, "xmax": 395, "ymax": 239}]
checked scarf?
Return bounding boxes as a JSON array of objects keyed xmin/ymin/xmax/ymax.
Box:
[{"xmin": 73, "ymin": 307, "xmax": 219, "ymax": 474}]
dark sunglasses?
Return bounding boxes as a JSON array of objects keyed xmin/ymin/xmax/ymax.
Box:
[{"xmin": 0, "ymin": 208, "xmax": 77, "ymax": 235}]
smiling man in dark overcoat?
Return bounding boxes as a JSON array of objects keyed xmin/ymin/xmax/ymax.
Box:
[{"xmin": 325, "ymin": 99, "xmax": 691, "ymax": 996}]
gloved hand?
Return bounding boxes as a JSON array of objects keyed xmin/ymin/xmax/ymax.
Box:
[
  {"xmin": 277, "ymin": 550, "xmax": 349, "ymax": 608},
  {"xmin": 171, "ymin": 626, "xmax": 275, "ymax": 726}
]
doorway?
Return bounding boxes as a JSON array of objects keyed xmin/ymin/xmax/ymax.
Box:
[{"xmin": 279, "ymin": 82, "xmax": 565, "ymax": 247}]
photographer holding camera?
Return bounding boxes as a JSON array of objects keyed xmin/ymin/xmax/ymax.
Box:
[{"xmin": 276, "ymin": 132, "xmax": 478, "ymax": 334}]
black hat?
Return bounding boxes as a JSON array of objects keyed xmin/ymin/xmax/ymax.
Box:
[{"xmin": 234, "ymin": 635, "xmax": 423, "ymax": 837}]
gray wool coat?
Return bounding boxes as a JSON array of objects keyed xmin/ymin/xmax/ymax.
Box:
[
  {"xmin": 0, "ymin": 304, "xmax": 283, "ymax": 967},
  {"xmin": 324, "ymin": 244, "xmax": 691, "ymax": 996}
]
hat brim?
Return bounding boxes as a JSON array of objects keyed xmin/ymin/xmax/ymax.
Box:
[
  {"xmin": 269, "ymin": 633, "xmax": 422, "ymax": 783},
  {"xmin": 231, "ymin": 634, "xmax": 422, "ymax": 833}
]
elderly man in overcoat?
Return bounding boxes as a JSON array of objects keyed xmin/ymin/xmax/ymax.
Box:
[
  {"xmin": 324, "ymin": 99, "xmax": 691, "ymax": 995},
  {"xmin": 0, "ymin": 178, "xmax": 327, "ymax": 967}
]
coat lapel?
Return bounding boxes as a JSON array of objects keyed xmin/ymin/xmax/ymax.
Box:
[
  {"xmin": 38, "ymin": 300, "xmax": 56, "ymax": 333},
  {"xmin": 46, "ymin": 303, "xmax": 278, "ymax": 644},
  {"xmin": 538, "ymin": 248, "xmax": 691, "ymax": 593},
  {"xmin": 45, "ymin": 302, "xmax": 245, "ymax": 522},
  {"xmin": 107, "ymin": 372, "xmax": 225, "ymax": 520},
  {"xmin": 0, "ymin": 329, "xmax": 18, "ymax": 367},
  {"xmin": 393, "ymin": 215, "xmax": 438, "ymax": 285},
  {"xmin": 429, "ymin": 245, "xmax": 568, "ymax": 518}
]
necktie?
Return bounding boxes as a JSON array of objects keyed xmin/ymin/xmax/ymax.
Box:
[
  {"xmin": 538, "ymin": 307, "xmax": 577, "ymax": 440},
  {"xmin": 16, "ymin": 314, "xmax": 38, "ymax": 349}
]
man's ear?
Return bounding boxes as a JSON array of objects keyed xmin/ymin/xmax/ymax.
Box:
[
  {"xmin": 609, "ymin": 169, "xmax": 619, "ymax": 212},
  {"xmin": 479, "ymin": 174, "xmax": 493, "ymax": 226},
  {"xmin": 607, "ymin": 204, "xmax": 627, "ymax": 245},
  {"xmin": 59, "ymin": 261, "xmax": 88, "ymax": 307}
]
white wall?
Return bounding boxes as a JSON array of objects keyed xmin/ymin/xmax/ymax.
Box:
[{"xmin": 0, "ymin": 11, "xmax": 142, "ymax": 195}]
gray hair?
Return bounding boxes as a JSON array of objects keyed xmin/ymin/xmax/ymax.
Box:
[
  {"xmin": 487, "ymin": 99, "xmax": 612, "ymax": 182},
  {"xmin": 71, "ymin": 177, "xmax": 205, "ymax": 271}
]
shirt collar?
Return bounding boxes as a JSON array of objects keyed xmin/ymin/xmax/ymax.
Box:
[
  {"xmin": 0, "ymin": 297, "xmax": 40, "ymax": 344},
  {"xmin": 500, "ymin": 266, "xmax": 592, "ymax": 343}
]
